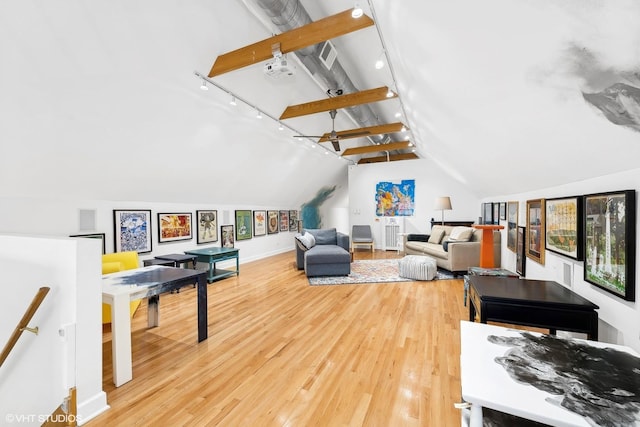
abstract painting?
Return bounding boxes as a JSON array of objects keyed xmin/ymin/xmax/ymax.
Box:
[{"xmin": 375, "ymin": 179, "xmax": 415, "ymax": 216}]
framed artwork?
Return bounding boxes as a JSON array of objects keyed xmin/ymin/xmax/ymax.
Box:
[
  {"xmin": 507, "ymin": 201, "xmax": 518, "ymax": 252},
  {"xmin": 221, "ymin": 225, "xmax": 234, "ymax": 248},
  {"xmin": 545, "ymin": 196, "xmax": 582, "ymax": 260},
  {"xmin": 482, "ymin": 203, "xmax": 493, "ymax": 225},
  {"xmin": 493, "ymin": 203, "xmax": 500, "ymax": 224},
  {"xmin": 113, "ymin": 209, "xmax": 152, "ymax": 253},
  {"xmin": 158, "ymin": 213, "xmax": 192, "ymax": 243},
  {"xmin": 499, "ymin": 202, "xmax": 507, "ymax": 221},
  {"xmin": 267, "ymin": 210, "xmax": 279, "ymax": 234},
  {"xmin": 253, "ymin": 210, "xmax": 266, "ymax": 236},
  {"xmin": 69, "ymin": 232, "xmax": 106, "ymax": 254},
  {"xmin": 583, "ymin": 190, "xmax": 636, "ymax": 301},
  {"xmin": 289, "ymin": 210, "xmax": 298, "ymax": 232},
  {"xmin": 525, "ymin": 199, "xmax": 545, "ymax": 265},
  {"xmin": 516, "ymin": 226, "xmax": 526, "ymax": 276},
  {"xmin": 196, "ymin": 210, "xmax": 217, "ymax": 244},
  {"xmin": 279, "ymin": 210, "xmax": 289, "ymax": 232},
  {"xmin": 235, "ymin": 210, "xmax": 252, "ymax": 240}
]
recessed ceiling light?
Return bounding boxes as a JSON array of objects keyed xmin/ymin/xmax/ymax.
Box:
[
  {"xmin": 256, "ymin": 111, "xmax": 263, "ymax": 119},
  {"xmin": 200, "ymin": 79, "xmax": 208, "ymax": 91},
  {"xmin": 351, "ymin": 3, "xmax": 363, "ymax": 18},
  {"xmin": 395, "ymin": 112, "xmax": 402, "ymax": 118},
  {"xmin": 230, "ymin": 96, "xmax": 237, "ymax": 106},
  {"xmin": 386, "ymin": 89, "xmax": 394, "ymax": 98},
  {"xmin": 375, "ymin": 58, "xmax": 384, "ymax": 70}
]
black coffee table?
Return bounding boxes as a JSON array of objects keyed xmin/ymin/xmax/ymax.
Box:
[{"xmin": 468, "ymin": 276, "xmax": 599, "ymax": 340}]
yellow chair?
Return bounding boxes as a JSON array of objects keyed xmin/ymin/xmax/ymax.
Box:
[{"xmin": 102, "ymin": 251, "xmax": 142, "ymax": 324}]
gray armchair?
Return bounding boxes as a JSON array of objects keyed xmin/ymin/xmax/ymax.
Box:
[{"xmin": 295, "ymin": 228, "xmax": 350, "ymax": 277}]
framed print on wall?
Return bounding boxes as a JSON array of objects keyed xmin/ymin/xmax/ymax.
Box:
[
  {"xmin": 499, "ymin": 202, "xmax": 507, "ymax": 221},
  {"xmin": 583, "ymin": 190, "xmax": 636, "ymax": 301},
  {"xmin": 196, "ymin": 210, "xmax": 217, "ymax": 244},
  {"xmin": 253, "ymin": 210, "xmax": 266, "ymax": 236},
  {"xmin": 493, "ymin": 203, "xmax": 500, "ymax": 224},
  {"xmin": 267, "ymin": 210, "xmax": 279, "ymax": 234},
  {"xmin": 525, "ymin": 199, "xmax": 545, "ymax": 265},
  {"xmin": 235, "ymin": 210, "xmax": 252, "ymax": 241},
  {"xmin": 482, "ymin": 203, "xmax": 493, "ymax": 225},
  {"xmin": 516, "ymin": 226, "xmax": 526, "ymax": 277},
  {"xmin": 289, "ymin": 210, "xmax": 298, "ymax": 232},
  {"xmin": 221, "ymin": 224, "xmax": 234, "ymax": 248},
  {"xmin": 113, "ymin": 209, "xmax": 152, "ymax": 253},
  {"xmin": 69, "ymin": 232, "xmax": 106, "ymax": 254},
  {"xmin": 279, "ymin": 210, "xmax": 289, "ymax": 232},
  {"xmin": 507, "ymin": 201, "xmax": 518, "ymax": 252},
  {"xmin": 545, "ymin": 196, "xmax": 582, "ymax": 260},
  {"xmin": 158, "ymin": 212, "xmax": 192, "ymax": 243}
]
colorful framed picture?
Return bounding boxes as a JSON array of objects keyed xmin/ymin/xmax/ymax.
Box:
[
  {"xmin": 507, "ymin": 201, "xmax": 518, "ymax": 252},
  {"xmin": 525, "ymin": 199, "xmax": 545, "ymax": 265},
  {"xmin": 279, "ymin": 210, "xmax": 289, "ymax": 232},
  {"xmin": 516, "ymin": 226, "xmax": 526, "ymax": 277},
  {"xmin": 235, "ymin": 210, "xmax": 252, "ymax": 240},
  {"xmin": 158, "ymin": 213, "xmax": 192, "ymax": 243},
  {"xmin": 69, "ymin": 232, "xmax": 106, "ymax": 254},
  {"xmin": 113, "ymin": 209, "xmax": 152, "ymax": 253},
  {"xmin": 289, "ymin": 210, "xmax": 298, "ymax": 232},
  {"xmin": 253, "ymin": 210, "xmax": 266, "ymax": 236},
  {"xmin": 196, "ymin": 210, "xmax": 218, "ymax": 244},
  {"xmin": 545, "ymin": 196, "xmax": 582, "ymax": 260},
  {"xmin": 221, "ymin": 224, "xmax": 234, "ymax": 248},
  {"xmin": 583, "ymin": 190, "xmax": 636, "ymax": 301},
  {"xmin": 267, "ymin": 210, "xmax": 279, "ymax": 234}
]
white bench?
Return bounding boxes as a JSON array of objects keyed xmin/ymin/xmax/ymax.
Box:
[{"xmin": 398, "ymin": 255, "xmax": 437, "ymax": 280}]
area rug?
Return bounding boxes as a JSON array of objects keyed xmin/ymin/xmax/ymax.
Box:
[{"xmin": 308, "ymin": 259, "xmax": 456, "ymax": 286}]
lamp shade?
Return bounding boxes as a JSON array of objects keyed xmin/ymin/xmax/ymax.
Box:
[{"xmin": 434, "ymin": 196, "xmax": 452, "ymax": 210}]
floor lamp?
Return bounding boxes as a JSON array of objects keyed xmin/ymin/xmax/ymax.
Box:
[{"xmin": 434, "ymin": 196, "xmax": 452, "ymax": 225}]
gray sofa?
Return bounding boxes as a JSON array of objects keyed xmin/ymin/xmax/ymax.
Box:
[
  {"xmin": 403, "ymin": 225, "xmax": 501, "ymax": 273},
  {"xmin": 295, "ymin": 228, "xmax": 351, "ymax": 277}
]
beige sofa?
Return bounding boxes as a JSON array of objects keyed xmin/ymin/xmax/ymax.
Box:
[{"xmin": 403, "ymin": 225, "xmax": 501, "ymax": 273}]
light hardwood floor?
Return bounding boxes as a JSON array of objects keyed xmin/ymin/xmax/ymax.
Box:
[{"xmin": 91, "ymin": 250, "xmax": 468, "ymax": 426}]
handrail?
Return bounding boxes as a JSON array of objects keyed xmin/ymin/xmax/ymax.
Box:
[{"xmin": 0, "ymin": 286, "xmax": 50, "ymax": 368}]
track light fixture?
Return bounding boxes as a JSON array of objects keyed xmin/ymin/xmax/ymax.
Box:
[
  {"xmin": 352, "ymin": 3, "xmax": 363, "ymax": 18},
  {"xmin": 230, "ymin": 96, "xmax": 237, "ymax": 106},
  {"xmin": 256, "ymin": 110, "xmax": 263, "ymax": 119},
  {"xmin": 386, "ymin": 88, "xmax": 395, "ymax": 98},
  {"xmin": 200, "ymin": 79, "xmax": 208, "ymax": 91},
  {"xmin": 374, "ymin": 52, "xmax": 385, "ymax": 70}
]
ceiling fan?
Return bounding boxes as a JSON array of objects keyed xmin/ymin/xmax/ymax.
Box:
[{"xmin": 294, "ymin": 109, "xmax": 370, "ymax": 151}]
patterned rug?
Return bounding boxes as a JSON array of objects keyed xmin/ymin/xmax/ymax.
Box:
[{"xmin": 308, "ymin": 259, "xmax": 456, "ymax": 286}]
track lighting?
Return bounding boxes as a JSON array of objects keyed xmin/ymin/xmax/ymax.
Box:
[
  {"xmin": 200, "ymin": 79, "xmax": 208, "ymax": 91},
  {"xmin": 230, "ymin": 96, "xmax": 237, "ymax": 106},
  {"xmin": 256, "ymin": 110, "xmax": 263, "ymax": 119},
  {"xmin": 386, "ymin": 88, "xmax": 395, "ymax": 98},
  {"xmin": 374, "ymin": 52, "xmax": 385, "ymax": 70},
  {"xmin": 278, "ymin": 123, "xmax": 284, "ymax": 130},
  {"xmin": 395, "ymin": 112, "xmax": 402, "ymax": 118},
  {"xmin": 401, "ymin": 125, "xmax": 407, "ymax": 132},
  {"xmin": 351, "ymin": 3, "xmax": 363, "ymax": 18}
]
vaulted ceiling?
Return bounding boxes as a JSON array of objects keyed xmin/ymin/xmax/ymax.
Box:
[{"xmin": 1, "ymin": 1, "xmax": 639, "ymax": 206}]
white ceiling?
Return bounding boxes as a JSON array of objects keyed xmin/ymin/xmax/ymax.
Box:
[{"xmin": 1, "ymin": 0, "xmax": 639, "ymax": 206}]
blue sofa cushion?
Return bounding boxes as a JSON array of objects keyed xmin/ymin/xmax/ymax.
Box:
[
  {"xmin": 305, "ymin": 228, "xmax": 337, "ymax": 245},
  {"xmin": 304, "ymin": 245, "xmax": 350, "ymax": 265}
]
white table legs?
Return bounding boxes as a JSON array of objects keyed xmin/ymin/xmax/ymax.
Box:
[{"xmin": 108, "ymin": 293, "xmax": 133, "ymax": 387}]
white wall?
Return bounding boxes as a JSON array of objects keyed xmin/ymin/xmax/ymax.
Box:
[
  {"xmin": 348, "ymin": 159, "xmax": 482, "ymax": 248},
  {"xmin": 488, "ymin": 167, "xmax": 640, "ymax": 352},
  {"xmin": 0, "ymin": 235, "xmax": 107, "ymax": 425}
]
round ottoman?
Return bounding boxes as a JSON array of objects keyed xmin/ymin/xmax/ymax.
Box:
[{"xmin": 398, "ymin": 255, "xmax": 437, "ymax": 280}]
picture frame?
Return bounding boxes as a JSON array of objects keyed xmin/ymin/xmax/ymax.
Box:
[
  {"xmin": 158, "ymin": 213, "xmax": 193, "ymax": 243},
  {"xmin": 289, "ymin": 210, "xmax": 298, "ymax": 232},
  {"xmin": 221, "ymin": 224, "xmax": 234, "ymax": 248},
  {"xmin": 516, "ymin": 226, "xmax": 526, "ymax": 276},
  {"xmin": 507, "ymin": 201, "xmax": 518, "ymax": 252},
  {"xmin": 545, "ymin": 196, "xmax": 583, "ymax": 260},
  {"xmin": 196, "ymin": 210, "xmax": 218, "ymax": 244},
  {"xmin": 482, "ymin": 203, "xmax": 493, "ymax": 225},
  {"xmin": 279, "ymin": 210, "xmax": 289, "ymax": 232},
  {"xmin": 525, "ymin": 199, "xmax": 545, "ymax": 265},
  {"xmin": 69, "ymin": 232, "xmax": 106, "ymax": 254},
  {"xmin": 113, "ymin": 209, "xmax": 152, "ymax": 253},
  {"xmin": 267, "ymin": 210, "xmax": 279, "ymax": 234},
  {"xmin": 583, "ymin": 190, "xmax": 636, "ymax": 301},
  {"xmin": 253, "ymin": 210, "xmax": 266, "ymax": 236},
  {"xmin": 499, "ymin": 202, "xmax": 507, "ymax": 221},
  {"xmin": 493, "ymin": 203, "xmax": 500, "ymax": 224},
  {"xmin": 235, "ymin": 209, "xmax": 252, "ymax": 240}
]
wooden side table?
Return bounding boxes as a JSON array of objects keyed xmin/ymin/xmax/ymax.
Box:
[{"xmin": 472, "ymin": 224, "xmax": 504, "ymax": 268}]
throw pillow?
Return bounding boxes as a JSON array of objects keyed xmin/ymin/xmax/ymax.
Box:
[
  {"xmin": 428, "ymin": 228, "xmax": 445, "ymax": 244},
  {"xmin": 448, "ymin": 226, "xmax": 474, "ymax": 242},
  {"xmin": 295, "ymin": 232, "xmax": 316, "ymax": 251}
]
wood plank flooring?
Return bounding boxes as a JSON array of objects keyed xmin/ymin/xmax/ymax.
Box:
[{"xmin": 91, "ymin": 250, "xmax": 469, "ymax": 426}]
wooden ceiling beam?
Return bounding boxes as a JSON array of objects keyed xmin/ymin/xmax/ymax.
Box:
[
  {"xmin": 318, "ymin": 122, "xmax": 405, "ymax": 142},
  {"xmin": 208, "ymin": 9, "xmax": 374, "ymax": 77},
  {"xmin": 342, "ymin": 140, "xmax": 412, "ymax": 156},
  {"xmin": 280, "ymin": 87, "xmax": 397, "ymax": 119},
  {"xmin": 357, "ymin": 153, "xmax": 419, "ymax": 164}
]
